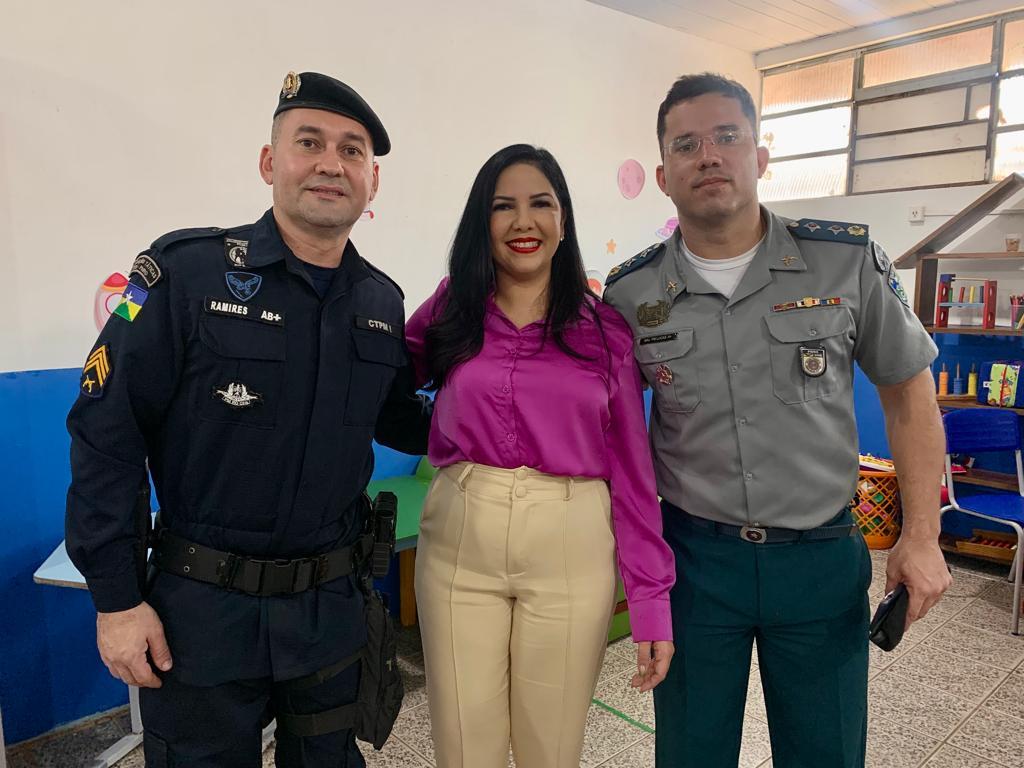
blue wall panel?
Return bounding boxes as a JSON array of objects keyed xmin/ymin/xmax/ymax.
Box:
[
  {"xmin": 0, "ymin": 369, "xmax": 422, "ymax": 744},
  {"xmin": 0, "ymin": 369, "xmax": 128, "ymax": 744}
]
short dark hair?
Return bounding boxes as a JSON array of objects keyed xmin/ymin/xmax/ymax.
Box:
[
  {"xmin": 657, "ymin": 73, "xmax": 758, "ymax": 156},
  {"xmin": 423, "ymin": 144, "xmax": 603, "ymax": 389}
]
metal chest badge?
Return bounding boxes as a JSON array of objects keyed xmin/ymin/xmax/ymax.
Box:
[
  {"xmin": 637, "ymin": 300, "xmax": 671, "ymax": 328},
  {"xmin": 226, "ymin": 271, "xmax": 262, "ymax": 302},
  {"xmin": 655, "ymin": 364, "xmax": 674, "ymax": 385},
  {"xmin": 213, "ymin": 382, "xmax": 263, "ymax": 408},
  {"xmin": 799, "ymin": 345, "xmax": 827, "ymax": 378}
]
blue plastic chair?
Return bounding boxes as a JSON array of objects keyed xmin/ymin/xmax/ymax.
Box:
[{"xmin": 942, "ymin": 409, "xmax": 1023, "ymax": 635}]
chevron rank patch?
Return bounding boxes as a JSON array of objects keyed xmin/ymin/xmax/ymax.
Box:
[
  {"xmin": 80, "ymin": 344, "xmax": 112, "ymax": 398},
  {"xmin": 112, "ymin": 283, "xmax": 149, "ymax": 323}
]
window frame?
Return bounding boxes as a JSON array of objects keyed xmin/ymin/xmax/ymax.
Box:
[{"xmin": 759, "ymin": 11, "xmax": 1024, "ymax": 200}]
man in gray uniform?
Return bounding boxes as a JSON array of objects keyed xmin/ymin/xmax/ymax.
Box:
[{"xmin": 603, "ymin": 73, "xmax": 951, "ymax": 767}]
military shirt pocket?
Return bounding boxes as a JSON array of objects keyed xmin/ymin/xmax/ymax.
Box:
[
  {"xmin": 196, "ymin": 315, "xmax": 286, "ymax": 428},
  {"xmin": 764, "ymin": 307, "xmax": 852, "ymax": 405},
  {"xmin": 344, "ymin": 329, "xmax": 407, "ymax": 426},
  {"xmin": 635, "ymin": 328, "xmax": 700, "ymax": 413}
]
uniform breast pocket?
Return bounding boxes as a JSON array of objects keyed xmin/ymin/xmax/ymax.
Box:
[
  {"xmin": 196, "ymin": 316, "xmax": 286, "ymax": 428},
  {"xmin": 764, "ymin": 307, "xmax": 853, "ymax": 405},
  {"xmin": 344, "ymin": 329, "xmax": 407, "ymax": 426},
  {"xmin": 635, "ymin": 328, "xmax": 701, "ymax": 413}
]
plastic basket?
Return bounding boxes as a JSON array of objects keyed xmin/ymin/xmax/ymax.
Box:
[{"xmin": 849, "ymin": 470, "xmax": 902, "ymax": 550}]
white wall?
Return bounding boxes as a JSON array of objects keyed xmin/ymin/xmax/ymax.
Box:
[{"xmin": 0, "ymin": 0, "xmax": 756, "ymax": 373}]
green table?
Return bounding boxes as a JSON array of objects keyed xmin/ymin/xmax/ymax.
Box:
[{"xmin": 367, "ymin": 459, "xmax": 632, "ymax": 641}]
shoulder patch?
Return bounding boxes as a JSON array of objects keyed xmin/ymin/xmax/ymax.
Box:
[
  {"xmin": 128, "ymin": 252, "xmax": 162, "ymax": 288},
  {"xmin": 150, "ymin": 226, "xmax": 226, "ymax": 253},
  {"xmin": 786, "ymin": 218, "xmax": 869, "ymax": 246},
  {"xmin": 605, "ymin": 242, "xmax": 666, "ymax": 286},
  {"xmin": 362, "ymin": 257, "xmax": 404, "ymax": 299},
  {"xmin": 871, "ymin": 242, "xmax": 891, "ymax": 274},
  {"xmin": 80, "ymin": 343, "xmax": 112, "ymax": 398}
]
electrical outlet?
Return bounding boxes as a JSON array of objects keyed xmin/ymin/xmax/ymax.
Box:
[{"xmin": 908, "ymin": 205, "xmax": 925, "ymax": 223}]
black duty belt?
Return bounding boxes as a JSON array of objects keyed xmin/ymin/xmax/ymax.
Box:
[
  {"xmin": 151, "ymin": 528, "xmax": 374, "ymax": 596},
  {"xmin": 675, "ymin": 508, "xmax": 857, "ymax": 544}
]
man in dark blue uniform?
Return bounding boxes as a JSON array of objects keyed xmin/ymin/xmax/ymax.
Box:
[{"xmin": 66, "ymin": 71, "xmax": 430, "ymax": 767}]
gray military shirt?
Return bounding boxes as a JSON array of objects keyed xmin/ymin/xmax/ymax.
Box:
[{"xmin": 603, "ymin": 207, "xmax": 937, "ymax": 529}]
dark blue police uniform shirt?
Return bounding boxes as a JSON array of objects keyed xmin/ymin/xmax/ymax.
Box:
[{"xmin": 66, "ymin": 209, "xmax": 430, "ymax": 685}]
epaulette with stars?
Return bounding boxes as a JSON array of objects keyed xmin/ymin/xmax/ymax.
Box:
[
  {"xmin": 786, "ymin": 218, "xmax": 869, "ymax": 246},
  {"xmin": 605, "ymin": 242, "xmax": 666, "ymax": 286}
]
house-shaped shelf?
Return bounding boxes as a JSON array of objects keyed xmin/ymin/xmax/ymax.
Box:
[{"xmin": 895, "ymin": 172, "xmax": 1024, "ymax": 334}]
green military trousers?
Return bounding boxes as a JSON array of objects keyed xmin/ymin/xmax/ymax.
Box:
[{"xmin": 654, "ymin": 504, "xmax": 872, "ymax": 768}]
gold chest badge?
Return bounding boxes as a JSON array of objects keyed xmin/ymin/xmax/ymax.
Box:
[{"xmin": 637, "ymin": 300, "xmax": 671, "ymax": 328}]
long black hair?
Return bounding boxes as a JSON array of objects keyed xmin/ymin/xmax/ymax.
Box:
[{"xmin": 424, "ymin": 144, "xmax": 601, "ymax": 390}]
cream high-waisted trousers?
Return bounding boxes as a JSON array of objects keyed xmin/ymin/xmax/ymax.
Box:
[{"xmin": 415, "ymin": 462, "xmax": 618, "ymax": 768}]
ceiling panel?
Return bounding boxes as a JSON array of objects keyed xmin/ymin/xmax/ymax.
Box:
[{"xmin": 586, "ymin": 0, "xmax": 968, "ymax": 53}]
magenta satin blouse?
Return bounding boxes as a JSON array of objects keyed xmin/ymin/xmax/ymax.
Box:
[{"xmin": 405, "ymin": 279, "xmax": 675, "ymax": 641}]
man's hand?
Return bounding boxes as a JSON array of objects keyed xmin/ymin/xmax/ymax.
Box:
[
  {"xmin": 885, "ymin": 537, "xmax": 952, "ymax": 629},
  {"xmin": 97, "ymin": 602, "xmax": 173, "ymax": 688},
  {"xmin": 631, "ymin": 640, "xmax": 674, "ymax": 692}
]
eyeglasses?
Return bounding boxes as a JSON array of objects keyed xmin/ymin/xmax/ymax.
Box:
[{"xmin": 664, "ymin": 129, "xmax": 753, "ymax": 157}]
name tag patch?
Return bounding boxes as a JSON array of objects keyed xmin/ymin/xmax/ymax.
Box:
[
  {"xmin": 355, "ymin": 316, "xmax": 399, "ymax": 338},
  {"xmin": 204, "ymin": 297, "xmax": 284, "ymax": 326},
  {"xmin": 639, "ymin": 332, "xmax": 679, "ymax": 346}
]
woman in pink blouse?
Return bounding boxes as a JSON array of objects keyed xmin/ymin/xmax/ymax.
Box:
[{"xmin": 405, "ymin": 144, "xmax": 674, "ymax": 768}]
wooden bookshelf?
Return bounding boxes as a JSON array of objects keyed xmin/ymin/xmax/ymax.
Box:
[
  {"xmin": 939, "ymin": 534, "xmax": 1018, "ymax": 565},
  {"xmin": 952, "ymin": 467, "xmax": 1019, "ymax": 492},
  {"xmin": 936, "ymin": 397, "xmax": 1024, "ymax": 415},
  {"xmin": 921, "ymin": 252, "xmax": 1024, "ymax": 260},
  {"xmin": 925, "ymin": 325, "xmax": 1024, "ymax": 335}
]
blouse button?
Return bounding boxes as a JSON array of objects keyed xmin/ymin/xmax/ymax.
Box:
[
  {"xmin": 502, "ymin": 384, "xmax": 511, "ymax": 394},
  {"xmin": 506, "ymin": 432, "xmax": 516, "ymax": 442}
]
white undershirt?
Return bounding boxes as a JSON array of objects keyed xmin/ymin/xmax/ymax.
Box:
[{"xmin": 681, "ymin": 236, "xmax": 764, "ymax": 299}]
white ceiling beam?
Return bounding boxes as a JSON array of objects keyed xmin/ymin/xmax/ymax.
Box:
[{"xmin": 755, "ymin": 0, "xmax": 1024, "ymax": 69}]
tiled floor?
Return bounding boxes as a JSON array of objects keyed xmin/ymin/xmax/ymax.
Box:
[{"xmin": 8, "ymin": 550, "xmax": 1024, "ymax": 767}]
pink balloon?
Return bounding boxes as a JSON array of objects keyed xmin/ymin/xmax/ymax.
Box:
[
  {"xmin": 94, "ymin": 272, "xmax": 129, "ymax": 331},
  {"xmin": 617, "ymin": 159, "xmax": 645, "ymax": 199}
]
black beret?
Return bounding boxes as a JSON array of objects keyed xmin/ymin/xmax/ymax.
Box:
[{"xmin": 273, "ymin": 71, "xmax": 391, "ymax": 156}]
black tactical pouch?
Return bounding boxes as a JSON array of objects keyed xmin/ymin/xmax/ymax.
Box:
[
  {"xmin": 274, "ymin": 493, "xmax": 404, "ymax": 749},
  {"xmin": 356, "ymin": 588, "xmax": 403, "ymax": 749}
]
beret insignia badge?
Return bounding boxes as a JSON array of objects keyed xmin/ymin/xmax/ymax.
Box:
[{"xmin": 281, "ymin": 71, "xmax": 301, "ymax": 99}]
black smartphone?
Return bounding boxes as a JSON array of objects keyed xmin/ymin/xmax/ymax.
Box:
[{"xmin": 869, "ymin": 582, "xmax": 909, "ymax": 652}]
